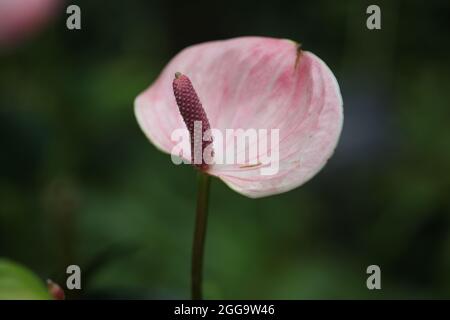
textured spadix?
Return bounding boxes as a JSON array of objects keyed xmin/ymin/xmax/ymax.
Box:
[
  {"xmin": 135, "ymin": 37, "xmax": 343, "ymax": 198},
  {"xmin": 173, "ymin": 72, "xmax": 213, "ymax": 169}
]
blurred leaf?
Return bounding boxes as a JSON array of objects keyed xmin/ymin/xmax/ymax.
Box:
[{"xmin": 0, "ymin": 258, "xmax": 51, "ymax": 300}]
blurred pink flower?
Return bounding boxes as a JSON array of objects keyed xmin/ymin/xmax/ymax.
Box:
[
  {"xmin": 135, "ymin": 37, "xmax": 343, "ymax": 198},
  {"xmin": 0, "ymin": 0, "xmax": 61, "ymax": 49}
]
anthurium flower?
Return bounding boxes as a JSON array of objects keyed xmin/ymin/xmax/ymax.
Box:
[
  {"xmin": 0, "ymin": 0, "xmax": 60, "ymax": 49},
  {"xmin": 135, "ymin": 37, "xmax": 343, "ymax": 198}
]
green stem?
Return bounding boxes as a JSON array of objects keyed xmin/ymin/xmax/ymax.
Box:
[{"xmin": 191, "ymin": 172, "xmax": 211, "ymax": 300}]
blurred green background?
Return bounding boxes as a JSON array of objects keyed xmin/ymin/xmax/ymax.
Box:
[{"xmin": 1, "ymin": 0, "xmax": 449, "ymax": 299}]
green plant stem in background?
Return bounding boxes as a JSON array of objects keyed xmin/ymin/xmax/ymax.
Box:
[{"xmin": 191, "ymin": 172, "xmax": 211, "ymax": 300}]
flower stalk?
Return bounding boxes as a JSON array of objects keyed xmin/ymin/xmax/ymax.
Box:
[{"xmin": 191, "ymin": 171, "xmax": 211, "ymax": 300}]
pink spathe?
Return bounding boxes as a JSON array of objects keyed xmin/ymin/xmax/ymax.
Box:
[{"xmin": 135, "ymin": 37, "xmax": 343, "ymax": 198}]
